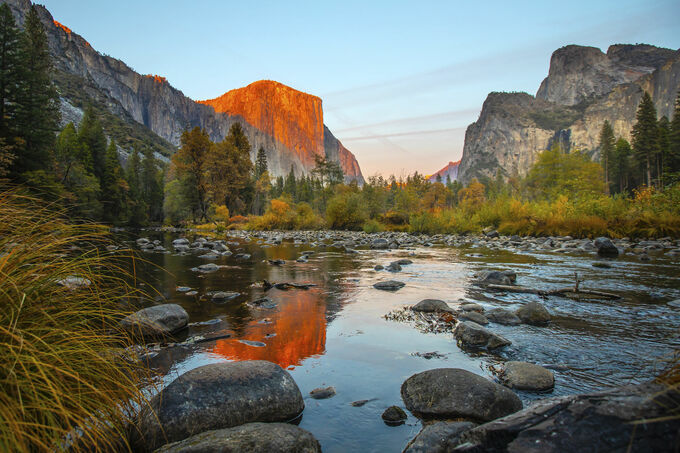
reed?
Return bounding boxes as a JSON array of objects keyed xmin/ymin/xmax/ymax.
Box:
[{"xmin": 0, "ymin": 189, "xmax": 152, "ymax": 452}]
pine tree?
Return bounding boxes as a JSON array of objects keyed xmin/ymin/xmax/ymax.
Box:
[
  {"xmin": 283, "ymin": 165, "xmax": 296, "ymax": 197},
  {"xmin": 54, "ymin": 122, "xmax": 80, "ymax": 182},
  {"xmin": 0, "ymin": 3, "xmax": 21, "ymax": 141},
  {"xmin": 435, "ymin": 173, "xmax": 442, "ymax": 183},
  {"xmin": 669, "ymin": 92, "xmax": 680, "ymax": 180},
  {"xmin": 599, "ymin": 120, "xmax": 615, "ymax": 192},
  {"xmin": 255, "ymin": 146, "xmax": 268, "ymax": 179},
  {"xmin": 100, "ymin": 139, "xmax": 127, "ymax": 223},
  {"xmin": 13, "ymin": 6, "xmax": 59, "ymax": 174},
  {"xmin": 656, "ymin": 117, "xmax": 670, "ymax": 187},
  {"xmin": 126, "ymin": 147, "xmax": 147, "ymax": 226},
  {"xmin": 612, "ymin": 138, "xmax": 632, "ymax": 194},
  {"xmin": 141, "ymin": 147, "xmax": 163, "ymax": 222},
  {"xmin": 77, "ymin": 107, "xmax": 107, "ymax": 178},
  {"xmin": 631, "ymin": 92, "xmax": 658, "ymax": 187}
]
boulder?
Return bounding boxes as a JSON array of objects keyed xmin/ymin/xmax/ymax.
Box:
[
  {"xmin": 373, "ymin": 280, "xmax": 405, "ymax": 291},
  {"xmin": 500, "ymin": 361, "xmax": 555, "ymax": 391},
  {"xmin": 211, "ymin": 292, "xmax": 240, "ymax": 303},
  {"xmin": 197, "ymin": 263, "xmax": 219, "ymax": 273},
  {"xmin": 371, "ymin": 238, "xmax": 389, "ymax": 249},
  {"xmin": 309, "ymin": 386, "xmax": 336, "ymax": 399},
  {"xmin": 594, "ymin": 237, "xmax": 619, "ymax": 257},
  {"xmin": 460, "ymin": 302, "xmax": 484, "ymax": 312},
  {"xmin": 486, "ymin": 308, "xmax": 521, "ymax": 326},
  {"xmin": 381, "ymin": 406, "xmax": 407, "ymax": 425},
  {"xmin": 133, "ymin": 361, "xmax": 305, "ymax": 452},
  {"xmin": 155, "ymin": 423, "xmax": 321, "ymax": 453},
  {"xmin": 412, "ymin": 299, "xmax": 453, "ymax": 313},
  {"xmin": 401, "ymin": 368, "xmax": 522, "ymax": 422},
  {"xmin": 395, "ymin": 259, "xmax": 413, "ymax": 265},
  {"xmin": 403, "ymin": 421, "xmax": 476, "ymax": 453},
  {"xmin": 120, "ymin": 304, "xmax": 188, "ymax": 339},
  {"xmin": 477, "ymin": 271, "xmax": 513, "ymax": 286},
  {"xmin": 516, "ymin": 302, "xmax": 551, "ymax": 326},
  {"xmin": 386, "ymin": 261, "xmax": 402, "ymax": 272},
  {"xmin": 454, "ymin": 321, "xmax": 511, "ymax": 349},
  {"xmin": 451, "ymin": 382, "xmax": 678, "ymax": 453},
  {"xmin": 459, "ymin": 311, "xmax": 489, "ymax": 325}
]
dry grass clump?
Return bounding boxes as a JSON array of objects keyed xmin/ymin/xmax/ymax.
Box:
[{"xmin": 0, "ymin": 189, "xmax": 152, "ymax": 452}]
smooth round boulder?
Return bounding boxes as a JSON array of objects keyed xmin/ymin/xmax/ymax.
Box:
[
  {"xmin": 133, "ymin": 361, "xmax": 305, "ymax": 452},
  {"xmin": 386, "ymin": 261, "xmax": 402, "ymax": 272},
  {"xmin": 500, "ymin": 361, "xmax": 555, "ymax": 391},
  {"xmin": 120, "ymin": 304, "xmax": 188, "ymax": 339},
  {"xmin": 516, "ymin": 301, "xmax": 551, "ymax": 325},
  {"xmin": 594, "ymin": 237, "xmax": 619, "ymax": 257},
  {"xmin": 453, "ymin": 321, "xmax": 511, "ymax": 349},
  {"xmin": 412, "ymin": 299, "xmax": 453, "ymax": 313},
  {"xmin": 476, "ymin": 271, "xmax": 513, "ymax": 286},
  {"xmin": 373, "ymin": 280, "xmax": 405, "ymax": 291},
  {"xmin": 155, "ymin": 423, "xmax": 321, "ymax": 453},
  {"xmin": 401, "ymin": 368, "xmax": 522, "ymax": 422},
  {"xmin": 403, "ymin": 421, "xmax": 476, "ymax": 453},
  {"xmin": 460, "ymin": 302, "xmax": 484, "ymax": 312},
  {"xmin": 486, "ymin": 308, "xmax": 521, "ymax": 325}
]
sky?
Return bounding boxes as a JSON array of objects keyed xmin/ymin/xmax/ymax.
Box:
[{"xmin": 41, "ymin": 0, "xmax": 680, "ymax": 177}]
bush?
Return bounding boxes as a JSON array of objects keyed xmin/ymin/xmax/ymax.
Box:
[
  {"xmin": 326, "ymin": 192, "xmax": 367, "ymax": 230},
  {"xmin": 0, "ymin": 189, "xmax": 153, "ymax": 452},
  {"xmin": 362, "ymin": 219, "xmax": 384, "ymax": 233}
]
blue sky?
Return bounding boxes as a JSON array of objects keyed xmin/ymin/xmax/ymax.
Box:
[{"xmin": 42, "ymin": 0, "xmax": 679, "ymax": 177}]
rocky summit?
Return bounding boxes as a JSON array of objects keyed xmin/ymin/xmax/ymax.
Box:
[
  {"xmin": 458, "ymin": 44, "xmax": 680, "ymax": 183},
  {"xmin": 0, "ymin": 0, "xmax": 364, "ymax": 182}
]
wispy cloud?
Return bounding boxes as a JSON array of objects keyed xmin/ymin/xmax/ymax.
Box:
[{"xmin": 341, "ymin": 127, "xmax": 467, "ymax": 142}]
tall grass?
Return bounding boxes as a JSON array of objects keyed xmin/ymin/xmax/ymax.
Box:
[{"xmin": 0, "ymin": 189, "xmax": 152, "ymax": 452}]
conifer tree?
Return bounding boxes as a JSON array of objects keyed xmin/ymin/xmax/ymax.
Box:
[
  {"xmin": 598, "ymin": 120, "xmax": 615, "ymax": 192},
  {"xmin": 283, "ymin": 165, "xmax": 296, "ymax": 197},
  {"xmin": 669, "ymin": 92, "xmax": 680, "ymax": 180},
  {"xmin": 631, "ymin": 92, "xmax": 658, "ymax": 187},
  {"xmin": 54, "ymin": 122, "xmax": 80, "ymax": 181},
  {"xmin": 255, "ymin": 146, "xmax": 268, "ymax": 179},
  {"xmin": 172, "ymin": 127, "xmax": 211, "ymax": 222},
  {"xmin": 656, "ymin": 116, "xmax": 670, "ymax": 186},
  {"xmin": 13, "ymin": 6, "xmax": 59, "ymax": 174},
  {"xmin": 141, "ymin": 147, "xmax": 163, "ymax": 222},
  {"xmin": 77, "ymin": 107, "xmax": 107, "ymax": 178},
  {"xmin": 612, "ymin": 138, "xmax": 632, "ymax": 194},
  {"xmin": 100, "ymin": 139, "xmax": 127, "ymax": 223},
  {"xmin": 0, "ymin": 3, "xmax": 21, "ymax": 141}
]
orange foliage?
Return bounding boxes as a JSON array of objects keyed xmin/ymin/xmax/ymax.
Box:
[{"xmin": 228, "ymin": 215, "xmax": 248, "ymax": 224}]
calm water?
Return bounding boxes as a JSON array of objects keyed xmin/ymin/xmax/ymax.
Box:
[{"xmin": 125, "ymin": 231, "xmax": 680, "ymax": 453}]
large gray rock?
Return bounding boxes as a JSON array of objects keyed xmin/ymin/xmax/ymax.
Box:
[
  {"xmin": 120, "ymin": 304, "xmax": 188, "ymax": 339},
  {"xmin": 371, "ymin": 238, "xmax": 389, "ymax": 249},
  {"xmin": 500, "ymin": 361, "xmax": 555, "ymax": 391},
  {"xmin": 454, "ymin": 321, "xmax": 511, "ymax": 349},
  {"xmin": 594, "ymin": 237, "xmax": 619, "ymax": 257},
  {"xmin": 486, "ymin": 308, "xmax": 521, "ymax": 325},
  {"xmin": 373, "ymin": 280, "xmax": 405, "ymax": 291},
  {"xmin": 155, "ymin": 423, "xmax": 321, "ymax": 453},
  {"xmin": 451, "ymin": 382, "xmax": 679, "ymax": 452},
  {"xmin": 403, "ymin": 421, "xmax": 476, "ymax": 453},
  {"xmin": 459, "ymin": 311, "xmax": 489, "ymax": 325},
  {"xmin": 401, "ymin": 368, "xmax": 522, "ymax": 422},
  {"xmin": 412, "ymin": 299, "xmax": 453, "ymax": 313},
  {"xmin": 476, "ymin": 270, "xmax": 514, "ymax": 286},
  {"xmin": 516, "ymin": 302, "xmax": 551, "ymax": 325},
  {"xmin": 133, "ymin": 361, "xmax": 305, "ymax": 452}
]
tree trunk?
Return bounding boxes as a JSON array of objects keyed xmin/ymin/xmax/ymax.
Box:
[{"xmin": 646, "ymin": 155, "xmax": 651, "ymax": 187}]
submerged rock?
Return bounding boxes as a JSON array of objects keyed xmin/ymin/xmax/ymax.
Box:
[
  {"xmin": 373, "ymin": 280, "xmax": 405, "ymax": 291},
  {"xmin": 516, "ymin": 301, "xmax": 551, "ymax": 325},
  {"xmin": 401, "ymin": 368, "xmax": 522, "ymax": 422},
  {"xmin": 500, "ymin": 361, "xmax": 555, "ymax": 391},
  {"xmin": 412, "ymin": 299, "xmax": 453, "ymax": 313},
  {"xmin": 386, "ymin": 261, "xmax": 402, "ymax": 272},
  {"xmin": 211, "ymin": 291, "xmax": 240, "ymax": 302},
  {"xmin": 454, "ymin": 321, "xmax": 511, "ymax": 349},
  {"xmin": 381, "ymin": 406, "xmax": 407, "ymax": 425},
  {"xmin": 309, "ymin": 386, "xmax": 336, "ymax": 400},
  {"xmin": 155, "ymin": 422, "xmax": 321, "ymax": 453},
  {"xmin": 486, "ymin": 308, "xmax": 521, "ymax": 325},
  {"xmin": 120, "ymin": 304, "xmax": 188, "ymax": 339},
  {"xmin": 459, "ymin": 311, "xmax": 489, "ymax": 325},
  {"xmin": 133, "ymin": 361, "xmax": 305, "ymax": 452},
  {"xmin": 403, "ymin": 421, "xmax": 476, "ymax": 453},
  {"xmin": 451, "ymin": 382, "xmax": 678, "ymax": 452}
]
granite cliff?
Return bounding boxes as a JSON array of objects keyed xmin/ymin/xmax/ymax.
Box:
[
  {"xmin": 1, "ymin": 0, "xmax": 363, "ymax": 182},
  {"xmin": 458, "ymin": 44, "xmax": 680, "ymax": 184}
]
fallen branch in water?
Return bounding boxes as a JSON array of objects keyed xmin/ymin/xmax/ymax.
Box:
[{"xmin": 482, "ymin": 283, "xmax": 621, "ymax": 300}]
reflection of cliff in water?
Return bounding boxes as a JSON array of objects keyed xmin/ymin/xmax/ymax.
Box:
[{"xmin": 213, "ymin": 289, "xmax": 327, "ymax": 369}]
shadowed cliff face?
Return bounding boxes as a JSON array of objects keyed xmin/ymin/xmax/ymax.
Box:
[
  {"xmin": 1, "ymin": 0, "xmax": 364, "ymax": 182},
  {"xmin": 458, "ymin": 44, "xmax": 680, "ymax": 184}
]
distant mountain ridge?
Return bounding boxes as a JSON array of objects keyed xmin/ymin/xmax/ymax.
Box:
[
  {"xmin": 457, "ymin": 44, "xmax": 680, "ymax": 183},
  {"xmin": 427, "ymin": 160, "xmax": 460, "ymax": 183},
  {"xmin": 1, "ymin": 0, "xmax": 364, "ymax": 182}
]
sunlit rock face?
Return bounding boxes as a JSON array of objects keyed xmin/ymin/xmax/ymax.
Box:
[
  {"xmin": 458, "ymin": 44, "xmax": 680, "ymax": 184},
  {"xmin": 2, "ymin": 0, "xmax": 364, "ymax": 182},
  {"xmin": 200, "ymin": 81, "xmax": 364, "ymax": 183}
]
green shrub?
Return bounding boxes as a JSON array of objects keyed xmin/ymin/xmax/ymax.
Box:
[{"xmin": 362, "ymin": 219, "xmax": 384, "ymax": 233}]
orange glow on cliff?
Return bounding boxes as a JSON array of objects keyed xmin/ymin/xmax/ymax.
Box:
[
  {"xmin": 212, "ymin": 290, "xmax": 327, "ymax": 369},
  {"xmin": 145, "ymin": 74, "xmax": 167, "ymax": 84},
  {"xmin": 198, "ymin": 80, "xmax": 324, "ymax": 168},
  {"xmin": 53, "ymin": 20, "xmax": 72, "ymax": 35}
]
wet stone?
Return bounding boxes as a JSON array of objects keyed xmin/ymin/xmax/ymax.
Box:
[
  {"xmin": 310, "ymin": 386, "xmax": 336, "ymax": 399},
  {"xmin": 381, "ymin": 406, "xmax": 407, "ymax": 425},
  {"xmin": 373, "ymin": 280, "xmax": 405, "ymax": 291}
]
